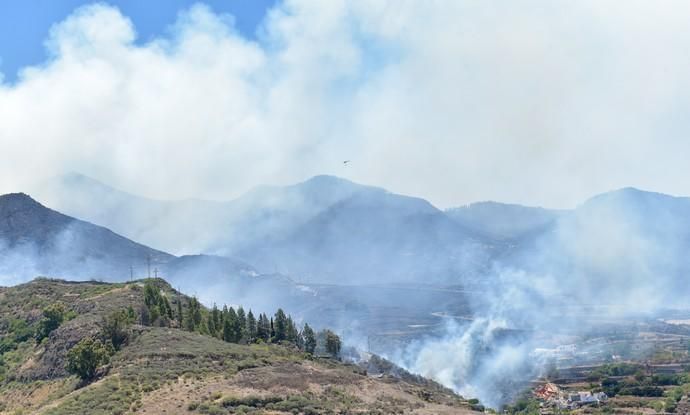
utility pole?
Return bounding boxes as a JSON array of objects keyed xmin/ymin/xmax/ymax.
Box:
[
  {"xmin": 147, "ymin": 255, "xmax": 151, "ymax": 279},
  {"xmin": 154, "ymin": 268, "xmax": 158, "ymax": 278},
  {"xmin": 130, "ymin": 265, "xmax": 134, "ymax": 282}
]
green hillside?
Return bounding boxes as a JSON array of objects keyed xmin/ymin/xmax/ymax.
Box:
[{"xmin": 0, "ymin": 278, "xmax": 477, "ymax": 415}]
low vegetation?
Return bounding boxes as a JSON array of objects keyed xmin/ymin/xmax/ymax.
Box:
[{"xmin": 0, "ymin": 278, "xmax": 474, "ymax": 414}]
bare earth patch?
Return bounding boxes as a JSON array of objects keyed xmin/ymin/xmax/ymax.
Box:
[{"xmin": 136, "ymin": 360, "xmax": 475, "ymax": 414}]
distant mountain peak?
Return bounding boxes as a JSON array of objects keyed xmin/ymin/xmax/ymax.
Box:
[
  {"xmin": 444, "ymin": 200, "xmax": 563, "ymax": 240},
  {"xmin": 61, "ymin": 171, "xmax": 93, "ymax": 182},
  {"xmin": 0, "ymin": 192, "xmax": 35, "ymax": 201},
  {"xmin": 0, "ymin": 193, "xmax": 72, "ymax": 233},
  {"xmin": 0, "ymin": 190, "xmax": 173, "ymax": 281},
  {"xmin": 303, "ymin": 174, "xmax": 349, "ymax": 184},
  {"xmin": 598, "ymin": 186, "xmax": 672, "ymax": 197},
  {"xmin": 55, "ymin": 171, "xmax": 132, "ymax": 194},
  {"xmin": 582, "ymin": 186, "xmax": 685, "ymax": 208},
  {"xmin": 604, "ymin": 187, "xmax": 660, "ymax": 197},
  {"xmin": 452, "ymin": 200, "xmax": 552, "ymax": 211},
  {"xmin": 294, "ymin": 174, "xmax": 379, "ymax": 191},
  {"xmin": 0, "ymin": 192, "xmax": 46, "ymax": 210}
]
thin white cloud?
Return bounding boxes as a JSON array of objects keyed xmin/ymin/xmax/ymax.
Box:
[{"xmin": 2, "ymin": 1, "xmax": 690, "ymax": 208}]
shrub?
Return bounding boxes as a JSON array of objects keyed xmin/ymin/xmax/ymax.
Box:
[
  {"xmin": 66, "ymin": 337, "xmax": 113, "ymax": 380},
  {"xmin": 35, "ymin": 303, "xmax": 65, "ymax": 341},
  {"xmin": 100, "ymin": 309, "xmax": 134, "ymax": 350}
]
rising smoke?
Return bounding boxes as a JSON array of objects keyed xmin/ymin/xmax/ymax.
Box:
[
  {"xmin": 2, "ymin": 0, "xmax": 690, "ymax": 410},
  {"xmin": 3, "ymin": 2, "xmax": 690, "ymax": 207},
  {"xmin": 391, "ymin": 189, "xmax": 690, "ymax": 407}
]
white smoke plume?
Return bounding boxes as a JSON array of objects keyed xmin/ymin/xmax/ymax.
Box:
[
  {"xmin": 391, "ymin": 189, "xmax": 690, "ymax": 408},
  {"xmin": 3, "ymin": 1, "xmax": 690, "ymax": 409},
  {"xmin": 3, "ymin": 1, "xmax": 690, "ymax": 208}
]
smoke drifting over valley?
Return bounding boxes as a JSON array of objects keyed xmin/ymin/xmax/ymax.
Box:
[
  {"xmin": 5, "ymin": 173, "xmax": 690, "ymax": 407},
  {"xmin": 2, "ymin": 0, "xmax": 690, "ymax": 410},
  {"xmin": 398, "ymin": 188, "xmax": 690, "ymax": 406}
]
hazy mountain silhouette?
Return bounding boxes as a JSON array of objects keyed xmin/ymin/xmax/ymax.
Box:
[
  {"xmin": 0, "ymin": 192, "xmax": 171, "ymax": 281},
  {"xmin": 30, "ymin": 174, "xmax": 690, "ymax": 290},
  {"xmin": 445, "ymin": 201, "xmax": 564, "ymax": 240},
  {"xmin": 0, "ymin": 193, "xmax": 313, "ymax": 311}
]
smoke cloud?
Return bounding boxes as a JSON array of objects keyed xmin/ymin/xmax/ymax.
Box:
[
  {"xmin": 2, "ymin": 1, "xmax": 690, "ymax": 208},
  {"xmin": 391, "ymin": 189, "xmax": 690, "ymax": 407},
  {"xmin": 3, "ymin": 1, "xmax": 690, "ymax": 409}
]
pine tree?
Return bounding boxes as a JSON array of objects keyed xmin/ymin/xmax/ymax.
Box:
[
  {"xmin": 162, "ymin": 296, "xmax": 173, "ymax": 320},
  {"xmin": 184, "ymin": 309, "xmax": 194, "ymax": 331},
  {"xmin": 212, "ymin": 305, "xmax": 221, "ymax": 337},
  {"xmin": 176, "ymin": 298, "xmax": 183, "ymax": 327},
  {"xmin": 303, "ymin": 324, "xmax": 316, "ymax": 354},
  {"xmin": 246, "ymin": 310, "xmax": 257, "ymax": 343},
  {"xmin": 221, "ymin": 305, "xmax": 228, "ymax": 330},
  {"xmin": 256, "ymin": 313, "xmax": 269, "ymax": 342},
  {"xmin": 236, "ymin": 307, "xmax": 247, "ymax": 342},
  {"xmin": 143, "ymin": 283, "xmax": 158, "ymax": 309},
  {"xmin": 295, "ymin": 327, "xmax": 305, "ymax": 350},
  {"xmin": 207, "ymin": 311, "xmax": 216, "ymax": 337},
  {"xmin": 263, "ymin": 314, "xmax": 271, "ymax": 342},
  {"xmin": 324, "ymin": 330, "xmax": 341, "ymax": 359},
  {"xmin": 144, "ymin": 283, "xmax": 158, "ymax": 322},
  {"xmin": 143, "ymin": 282, "xmax": 174, "ymax": 326},
  {"xmin": 223, "ymin": 307, "xmax": 241, "ymax": 343},
  {"xmin": 207, "ymin": 304, "xmax": 220, "ymax": 337},
  {"xmin": 286, "ymin": 316, "xmax": 298, "ymax": 343},
  {"xmin": 270, "ymin": 317, "xmax": 275, "ymax": 342},
  {"xmin": 223, "ymin": 317, "xmax": 232, "ymax": 343},
  {"xmin": 191, "ymin": 297, "xmax": 202, "ymax": 328},
  {"xmin": 184, "ymin": 297, "xmax": 202, "ymax": 331},
  {"xmin": 275, "ymin": 309, "xmax": 289, "ymax": 342}
]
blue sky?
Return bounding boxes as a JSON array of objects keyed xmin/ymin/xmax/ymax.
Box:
[{"xmin": 0, "ymin": 0, "xmax": 276, "ymax": 82}]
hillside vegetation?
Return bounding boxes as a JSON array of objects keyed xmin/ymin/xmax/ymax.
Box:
[{"xmin": 0, "ymin": 278, "xmax": 476, "ymax": 414}]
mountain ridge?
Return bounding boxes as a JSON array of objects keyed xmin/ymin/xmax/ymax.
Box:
[
  {"xmin": 0, "ymin": 192, "xmax": 172, "ymax": 282},
  {"xmin": 30, "ymin": 173, "xmax": 690, "ymax": 288},
  {"xmin": 32, "ymin": 173, "xmax": 496, "ymax": 284},
  {"xmin": 0, "ymin": 193, "xmax": 322, "ymax": 316}
]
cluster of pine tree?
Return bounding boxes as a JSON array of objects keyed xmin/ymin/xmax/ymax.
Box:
[
  {"xmin": 141, "ymin": 282, "xmax": 173, "ymax": 325},
  {"xmin": 140, "ymin": 280, "xmax": 339, "ymax": 357}
]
